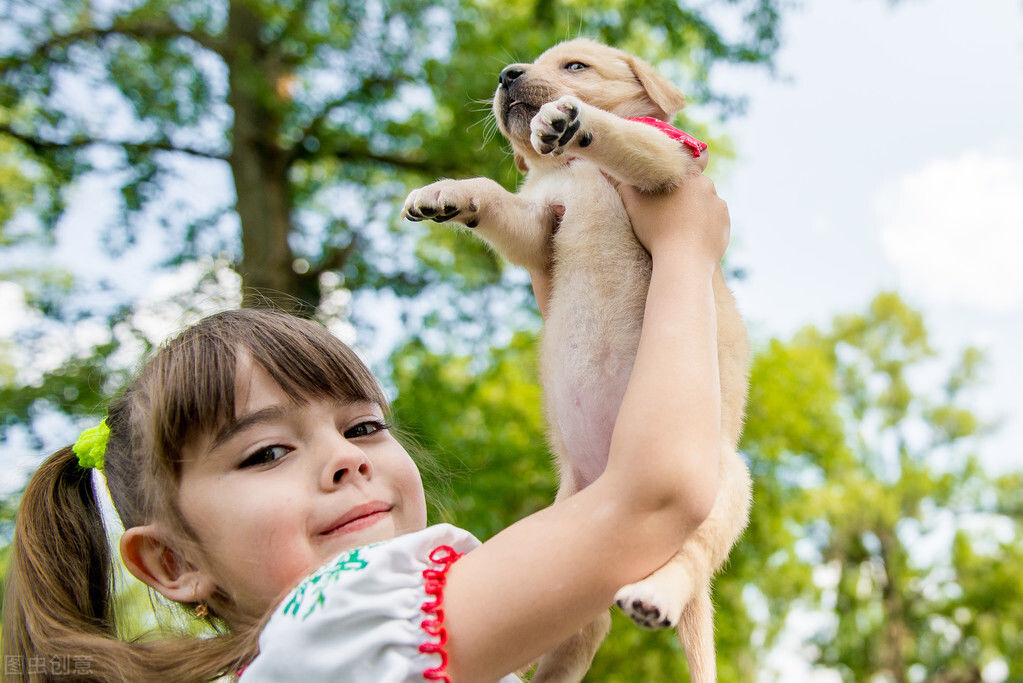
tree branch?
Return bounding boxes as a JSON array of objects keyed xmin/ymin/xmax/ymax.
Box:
[
  {"xmin": 0, "ymin": 122, "xmax": 228, "ymax": 161},
  {"xmin": 271, "ymin": 0, "xmax": 317, "ymax": 51},
  {"xmin": 333, "ymin": 147, "xmax": 463, "ymax": 176},
  {"xmin": 287, "ymin": 76, "xmax": 407, "ymax": 160},
  {"xmin": 1, "ymin": 19, "xmax": 223, "ymax": 71}
]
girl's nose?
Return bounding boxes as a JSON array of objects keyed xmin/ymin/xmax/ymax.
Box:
[{"xmin": 320, "ymin": 433, "xmax": 372, "ymax": 490}]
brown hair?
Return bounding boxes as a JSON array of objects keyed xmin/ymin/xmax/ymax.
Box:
[{"xmin": 2, "ymin": 309, "xmax": 390, "ymax": 681}]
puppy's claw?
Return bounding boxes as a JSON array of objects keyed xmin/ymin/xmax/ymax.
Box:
[{"xmin": 557, "ymin": 120, "xmax": 580, "ymax": 147}]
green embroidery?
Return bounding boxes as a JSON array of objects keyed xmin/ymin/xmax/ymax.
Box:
[
  {"xmin": 282, "ymin": 584, "xmax": 307, "ymax": 618},
  {"xmin": 281, "ymin": 548, "xmax": 371, "ymax": 621}
]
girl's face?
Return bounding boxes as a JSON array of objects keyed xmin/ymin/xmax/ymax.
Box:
[{"xmin": 177, "ymin": 354, "xmax": 427, "ymax": 618}]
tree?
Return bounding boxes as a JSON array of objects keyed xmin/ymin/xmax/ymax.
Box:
[
  {"xmin": 736, "ymin": 292, "xmax": 1018, "ymax": 681},
  {"xmin": 793, "ymin": 293, "xmax": 1018, "ymax": 681},
  {"xmin": 0, "ymin": 0, "xmax": 784, "ymax": 442},
  {"xmin": 1, "ymin": 0, "xmax": 781, "ymax": 309}
]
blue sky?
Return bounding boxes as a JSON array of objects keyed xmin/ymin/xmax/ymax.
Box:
[{"xmin": 710, "ymin": 0, "xmax": 1023, "ymax": 479}]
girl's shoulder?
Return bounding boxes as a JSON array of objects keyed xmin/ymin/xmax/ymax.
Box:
[{"xmin": 240, "ymin": 524, "xmax": 521, "ymax": 683}]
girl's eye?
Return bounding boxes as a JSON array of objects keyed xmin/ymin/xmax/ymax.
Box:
[
  {"xmin": 239, "ymin": 445, "xmax": 292, "ymax": 468},
  {"xmin": 344, "ymin": 420, "xmax": 391, "ymax": 439},
  {"xmin": 565, "ymin": 61, "xmax": 588, "ymax": 71}
]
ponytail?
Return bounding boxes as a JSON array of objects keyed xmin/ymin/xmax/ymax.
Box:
[
  {"xmin": 2, "ymin": 447, "xmax": 259, "ymax": 682},
  {"xmin": 3, "ymin": 447, "xmax": 119, "ymax": 674}
]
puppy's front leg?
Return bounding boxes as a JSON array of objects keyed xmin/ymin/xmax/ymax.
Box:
[
  {"xmin": 531, "ymin": 96, "xmax": 701, "ymax": 193},
  {"xmin": 403, "ymin": 177, "xmax": 555, "ymax": 273}
]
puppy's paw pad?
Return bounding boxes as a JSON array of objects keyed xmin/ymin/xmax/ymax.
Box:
[
  {"xmin": 615, "ymin": 583, "xmax": 682, "ymax": 630},
  {"xmin": 402, "ymin": 182, "xmax": 481, "ymax": 227},
  {"xmin": 530, "ymin": 96, "xmax": 585, "ymax": 155}
]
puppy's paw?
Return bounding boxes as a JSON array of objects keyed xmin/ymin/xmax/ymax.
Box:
[
  {"xmin": 402, "ymin": 179, "xmax": 484, "ymax": 228},
  {"xmin": 615, "ymin": 582, "xmax": 683, "ymax": 630},
  {"xmin": 530, "ymin": 95, "xmax": 590, "ymax": 156}
]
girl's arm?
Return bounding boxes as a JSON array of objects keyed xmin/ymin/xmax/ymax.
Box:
[{"xmin": 445, "ymin": 171, "xmax": 729, "ymax": 681}]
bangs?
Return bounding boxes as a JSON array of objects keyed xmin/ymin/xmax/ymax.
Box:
[{"xmin": 145, "ymin": 310, "xmax": 386, "ymax": 472}]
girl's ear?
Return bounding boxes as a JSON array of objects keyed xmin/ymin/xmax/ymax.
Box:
[{"xmin": 120, "ymin": 524, "xmax": 215, "ymax": 603}]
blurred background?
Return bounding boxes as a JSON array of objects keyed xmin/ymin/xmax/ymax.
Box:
[{"xmin": 1, "ymin": 0, "xmax": 1020, "ymax": 680}]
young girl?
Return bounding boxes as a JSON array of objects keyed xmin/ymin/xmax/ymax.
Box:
[{"xmin": 2, "ymin": 170, "xmax": 730, "ymax": 682}]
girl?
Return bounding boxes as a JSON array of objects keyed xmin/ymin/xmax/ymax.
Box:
[{"xmin": 2, "ymin": 171, "xmax": 730, "ymax": 682}]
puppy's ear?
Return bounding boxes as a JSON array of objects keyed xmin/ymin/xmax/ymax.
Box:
[
  {"xmin": 625, "ymin": 55, "xmax": 686, "ymax": 121},
  {"xmin": 514, "ymin": 152, "xmax": 530, "ymax": 174}
]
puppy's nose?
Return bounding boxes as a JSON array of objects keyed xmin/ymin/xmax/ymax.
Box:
[{"xmin": 499, "ymin": 66, "xmax": 525, "ymax": 89}]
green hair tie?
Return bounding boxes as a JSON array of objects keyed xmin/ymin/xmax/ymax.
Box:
[{"xmin": 73, "ymin": 419, "xmax": 110, "ymax": 470}]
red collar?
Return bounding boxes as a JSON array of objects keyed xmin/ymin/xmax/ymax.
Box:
[{"xmin": 627, "ymin": 117, "xmax": 707, "ymax": 158}]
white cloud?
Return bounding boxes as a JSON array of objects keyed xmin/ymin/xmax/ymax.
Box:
[
  {"xmin": 0, "ymin": 281, "xmax": 33, "ymax": 337},
  {"xmin": 878, "ymin": 152, "xmax": 1023, "ymax": 311}
]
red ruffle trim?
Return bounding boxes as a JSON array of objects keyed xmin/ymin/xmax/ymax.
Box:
[
  {"xmin": 419, "ymin": 544, "xmax": 464, "ymax": 682},
  {"xmin": 627, "ymin": 116, "xmax": 708, "ymax": 158}
]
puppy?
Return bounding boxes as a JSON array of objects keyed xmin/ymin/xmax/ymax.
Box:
[{"xmin": 403, "ymin": 39, "xmax": 752, "ymax": 683}]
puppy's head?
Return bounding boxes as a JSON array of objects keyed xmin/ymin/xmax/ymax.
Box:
[{"xmin": 492, "ymin": 39, "xmax": 687, "ymax": 172}]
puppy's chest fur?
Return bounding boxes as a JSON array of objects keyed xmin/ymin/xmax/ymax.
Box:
[{"xmin": 522, "ymin": 160, "xmax": 653, "ymax": 487}]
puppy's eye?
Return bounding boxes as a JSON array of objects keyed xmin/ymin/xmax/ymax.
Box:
[{"xmin": 565, "ymin": 61, "xmax": 588, "ymax": 71}]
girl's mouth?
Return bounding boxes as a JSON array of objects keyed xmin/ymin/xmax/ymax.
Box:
[{"xmin": 319, "ymin": 502, "xmax": 392, "ymax": 537}]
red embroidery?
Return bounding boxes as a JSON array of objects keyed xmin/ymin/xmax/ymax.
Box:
[
  {"xmin": 627, "ymin": 116, "xmax": 708, "ymax": 158},
  {"xmin": 419, "ymin": 545, "xmax": 464, "ymax": 682}
]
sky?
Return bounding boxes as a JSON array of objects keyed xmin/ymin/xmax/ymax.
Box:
[
  {"xmin": 708, "ymin": 2, "xmax": 1022, "ymax": 678},
  {"xmin": 709, "ymin": 0, "xmax": 1023, "ymax": 478}
]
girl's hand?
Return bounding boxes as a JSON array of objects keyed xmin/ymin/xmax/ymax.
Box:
[{"xmin": 619, "ymin": 173, "xmax": 730, "ymax": 266}]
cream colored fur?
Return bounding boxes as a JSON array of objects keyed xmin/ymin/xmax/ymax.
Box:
[{"xmin": 403, "ymin": 39, "xmax": 752, "ymax": 683}]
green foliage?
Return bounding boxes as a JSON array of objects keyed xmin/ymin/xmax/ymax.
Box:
[
  {"xmin": 784, "ymin": 293, "xmax": 1018, "ymax": 681},
  {"xmin": 391, "ymin": 330, "xmax": 556, "ymax": 537}
]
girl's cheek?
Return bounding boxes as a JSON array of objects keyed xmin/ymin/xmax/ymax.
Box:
[{"xmin": 402, "ymin": 467, "xmax": 428, "ymax": 530}]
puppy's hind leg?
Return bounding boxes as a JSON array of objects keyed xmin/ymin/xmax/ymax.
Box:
[{"xmin": 531, "ymin": 611, "xmax": 611, "ymax": 683}]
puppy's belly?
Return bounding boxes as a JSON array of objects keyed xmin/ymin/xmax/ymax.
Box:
[
  {"xmin": 540, "ymin": 210, "xmax": 650, "ymax": 488},
  {"xmin": 543, "ymin": 331, "xmax": 634, "ymax": 487}
]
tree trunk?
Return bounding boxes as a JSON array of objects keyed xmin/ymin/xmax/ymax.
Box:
[
  {"xmin": 878, "ymin": 529, "xmax": 909, "ymax": 683},
  {"xmin": 226, "ymin": 2, "xmax": 302, "ymax": 311}
]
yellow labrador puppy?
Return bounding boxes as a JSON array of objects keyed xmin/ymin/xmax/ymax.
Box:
[{"xmin": 404, "ymin": 39, "xmax": 752, "ymax": 683}]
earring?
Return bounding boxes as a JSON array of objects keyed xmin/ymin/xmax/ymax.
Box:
[{"xmin": 192, "ymin": 586, "xmax": 209, "ymax": 618}]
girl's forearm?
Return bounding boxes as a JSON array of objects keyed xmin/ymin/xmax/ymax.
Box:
[{"xmin": 605, "ymin": 250, "xmax": 721, "ymax": 530}]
